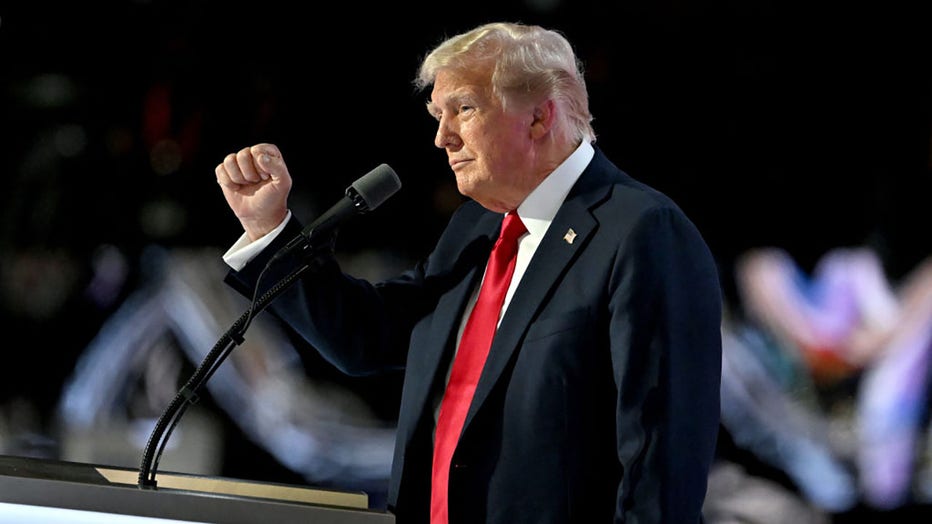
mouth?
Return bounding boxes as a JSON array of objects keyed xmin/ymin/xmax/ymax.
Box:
[{"xmin": 449, "ymin": 158, "xmax": 471, "ymax": 170}]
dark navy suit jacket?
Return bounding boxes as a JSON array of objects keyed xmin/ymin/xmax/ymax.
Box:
[{"xmin": 225, "ymin": 146, "xmax": 723, "ymax": 523}]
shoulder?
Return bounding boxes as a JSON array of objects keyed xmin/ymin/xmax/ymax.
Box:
[{"xmin": 583, "ymin": 147, "xmax": 690, "ymax": 225}]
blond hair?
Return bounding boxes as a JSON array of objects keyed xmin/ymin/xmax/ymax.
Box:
[{"xmin": 416, "ymin": 22, "xmax": 596, "ymax": 145}]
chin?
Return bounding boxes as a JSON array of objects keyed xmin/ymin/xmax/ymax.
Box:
[{"xmin": 454, "ymin": 178, "xmax": 475, "ymax": 198}]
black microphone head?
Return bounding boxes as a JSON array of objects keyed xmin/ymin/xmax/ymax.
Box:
[{"xmin": 349, "ymin": 163, "xmax": 402, "ymax": 212}]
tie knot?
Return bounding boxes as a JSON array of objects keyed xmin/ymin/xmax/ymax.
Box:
[{"xmin": 499, "ymin": 213, "xmax": 527, "ymax": 244}]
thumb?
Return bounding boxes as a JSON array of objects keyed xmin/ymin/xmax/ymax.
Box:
[{"xmin": 253, "ymin": 145, "xmax": 289, "ymax": 181}]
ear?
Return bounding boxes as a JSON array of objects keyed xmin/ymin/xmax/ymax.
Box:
[{"xmin": 529, "ymin": 99, "xmax": 556, "ymax": 140}]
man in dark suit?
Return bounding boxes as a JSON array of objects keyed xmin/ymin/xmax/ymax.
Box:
[{"xmin": 215, "ymin": 21, "xmax": 722, "ymax": 524}]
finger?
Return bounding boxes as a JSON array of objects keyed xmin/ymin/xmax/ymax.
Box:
[
  {"xmin": 217, "ymin": 152, "xmax": 246, "ymax": 187},
  {"xmin": 250, "ymin": 142, "xmax": 281, "ymax": 159},
  {"xmin": 235, "ymin": 147, "xmax": 266, "ymax": 183},
  {"xmin": 215, "ymin": 162, "xmax": 241, "ymax": 189},
  {"xmin": 221, "ymin": 149, "xmax": 249, "ymax": 185}
]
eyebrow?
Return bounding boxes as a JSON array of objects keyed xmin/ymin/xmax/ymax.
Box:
[{"xmin": 425, "ymin": 101, "xmax": 442, "ymax": 121}]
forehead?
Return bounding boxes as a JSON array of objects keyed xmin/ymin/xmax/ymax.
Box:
[{"xmin": 430, "ymin": 67, "xmax": 492, "ymax": 104}]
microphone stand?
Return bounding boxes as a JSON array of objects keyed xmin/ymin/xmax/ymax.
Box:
[{"xmin": 137, "ymin": 238, "xmax": 330, "ymax": 489}]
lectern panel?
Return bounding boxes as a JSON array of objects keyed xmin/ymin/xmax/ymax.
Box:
[{"xmin": 0, "ymin": 455, "xmax": 394, "ymax": 524}]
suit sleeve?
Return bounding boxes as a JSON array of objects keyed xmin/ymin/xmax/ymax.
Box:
[
  {"xmin": 223, "ymin": 215, "xmax": 434, "ymax": 376},
  {"xmin": 609, "ymin": 205, "xmax": 722, "ymax": 523},
  {"xmin": 222, "ymin": 205, "xmax": 483, "ymax": 378}
]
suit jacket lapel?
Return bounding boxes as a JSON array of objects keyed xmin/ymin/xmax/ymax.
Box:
[
  {"xmin": 463, "ymin": 163, "xmax": 613, "ymax": 431},
  {"xmin": 402, "ymin": 211, "xmax": 501, "ymax": 433}
]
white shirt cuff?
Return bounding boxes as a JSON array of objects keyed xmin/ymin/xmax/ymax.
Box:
[{"xmin": 222, "ymin": 210, "xmax": 293, "ymax": 271}]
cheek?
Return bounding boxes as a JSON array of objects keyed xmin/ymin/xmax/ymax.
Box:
[{"xmin": 471, "ymin": 126, "xmax": 525, "ymax": 168}]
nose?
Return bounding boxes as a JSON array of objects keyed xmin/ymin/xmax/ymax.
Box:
[{"xmin": 434, "ymin": 116, "xmax": 460, "ymax": 149}]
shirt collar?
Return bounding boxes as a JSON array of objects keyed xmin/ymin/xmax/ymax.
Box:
[{"xmin": 513, "ymin": 141, "xmax": 594, "ymax": 240}]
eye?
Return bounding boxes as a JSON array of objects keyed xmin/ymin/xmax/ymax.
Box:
[{"xmin": 425, "ymin": 101, "xmax": 442, "ymax": 121}]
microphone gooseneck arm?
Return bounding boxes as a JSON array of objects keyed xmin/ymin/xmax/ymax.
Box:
[
  {"xmin": 137, "ymin": 163, "xmax": 401, "ymax": 489},
  {"xmin": 137, "ymin": 256, "xmax": 316, "ymax": 489}
]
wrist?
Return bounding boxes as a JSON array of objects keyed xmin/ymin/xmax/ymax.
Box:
[{"xmin": 241, "ymin": 210, "xmax": 288, "ymax": 242}]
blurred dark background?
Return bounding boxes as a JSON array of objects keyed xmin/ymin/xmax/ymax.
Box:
[{"xmin": 1, "ymin": 1, "xmax": 931, "ymax": 521}]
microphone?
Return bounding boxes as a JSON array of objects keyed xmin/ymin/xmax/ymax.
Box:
[
  {"xmin": 274, "ymin": 163, "xmax": 402, "ymax": 259},
  {"xmin": 137, "ymin": 164, "xmax": 400, "ymax": 489}
]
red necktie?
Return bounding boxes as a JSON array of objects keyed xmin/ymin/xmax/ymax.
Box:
[{"xmin": 430, "ymin": 212, "xmax": 527, "ymax": 524}]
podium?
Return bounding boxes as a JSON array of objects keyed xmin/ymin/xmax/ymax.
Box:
[{"xmin": 0, "ymin": 454, "xmax": 395, "ymax": 523}]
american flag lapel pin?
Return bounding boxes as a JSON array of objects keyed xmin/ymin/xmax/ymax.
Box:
[{"xmin": 563, "ymin": 228, "xmax": 577, "ymax": 244}]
